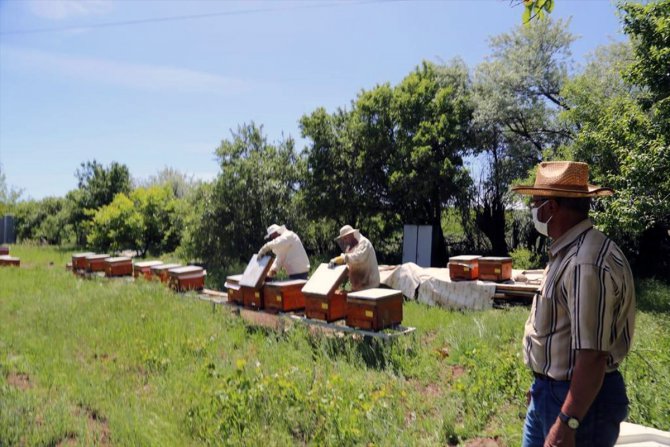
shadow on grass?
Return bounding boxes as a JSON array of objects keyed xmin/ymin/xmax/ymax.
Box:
[{"xmin": 307, "ymin": 333, "xmax": 416, "ymax": 373}]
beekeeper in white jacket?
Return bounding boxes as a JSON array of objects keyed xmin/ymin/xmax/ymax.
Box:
[
  {"xmin": 258, "ymin": 224, "xmax": 310, "ymax": 280},
  {"xmin": 329, "ymin": 225, "xmax": 380, "ymax": 292}
]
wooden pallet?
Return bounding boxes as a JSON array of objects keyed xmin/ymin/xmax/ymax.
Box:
[{"xmin": 198, "ymin": 289, "xmax": 415, "ymax": 339}]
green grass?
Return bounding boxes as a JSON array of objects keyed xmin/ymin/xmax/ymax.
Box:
[{"xmin": 1, "ymin": 245, "xmax": 668, "ymax": 446}]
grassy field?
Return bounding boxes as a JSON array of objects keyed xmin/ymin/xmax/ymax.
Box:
[{"xmin": 1, "ymin": 245, "xmax": 668, "ymax": 446}]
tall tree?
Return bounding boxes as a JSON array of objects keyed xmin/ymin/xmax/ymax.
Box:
[
  {"xmin": 70, "ymin": 160, "xmax": 131, "ymax": 245},
  {"xmin": 561, "ymin": 0, "xmax": 670, "ymax": 276},
  {"xmin": 184, "ymin": 123, "xmax": 302, "ymax": 282},
  {"xmin": 472, "ymin": 18, "xmax": 575, "ymax": 254},
  {"xmin": 301, "ymin": 61, "xmax": 473, "ymax": 264}
]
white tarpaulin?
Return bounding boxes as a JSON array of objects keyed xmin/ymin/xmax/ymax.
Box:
[{"xmin": 380, "ymin": 263, "xmax": 496, "ymax": 310}]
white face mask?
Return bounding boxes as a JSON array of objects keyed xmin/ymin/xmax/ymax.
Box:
[{"xmin": 532, "ymin": 200, "xmax": 552, "ymax": 236}]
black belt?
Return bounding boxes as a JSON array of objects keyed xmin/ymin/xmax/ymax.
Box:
[
  {"xmin": 533, "ymin": 370, "xmax": 618, "ymax": 382},
  {"xmin": 533, "ymin": 372, "xmax": 563, "ymax": 382}
]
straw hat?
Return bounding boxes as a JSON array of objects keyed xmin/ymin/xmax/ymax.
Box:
[
  {"xmin": 511, "ymin": 161, "xmax": 614, "ymax": 198},
  {"xmin": 264, "ymin": 224, "xmax": 286, "ymax": 240},
  {"xmin": 334, "ymin": 225, "xmax": 359, "ymax": 241}
]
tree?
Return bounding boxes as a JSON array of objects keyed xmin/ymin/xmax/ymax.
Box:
[
  {"xmin": 70, "ymin": 160, "xmax": 131, "ymax": 245},
  {"xmin": 139, "ymin": 167, "xmax": 199, "ymax": 199},
  {"xmin": 13, "ymin": 197, "xmax": 71, "ymax": 244},
  {"xmin": 301, "ymin": 61, "xmax": 473, "ymax": 264},
  {"xmin": 471, "ymin": 18, "xmax": 575, "ymax": 255},
  {"xmin": 183, "ymin": 123, "xmax": 302, "ymax": 282},
  {"xmin": 560, "ymin": 0, "xmax": 670, "ymax": 277},
  {"xmin": 87, "ymin": 185, "xmax": 185, "ymax": 256},
  {"xmin": 0, "ymin": 164, "xmax": 23, "ymax": 216}
]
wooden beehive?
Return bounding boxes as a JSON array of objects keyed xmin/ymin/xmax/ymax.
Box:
[
  {"xmin": 448, "ymin": 255, "xmax": 481, "ymax": 281},
  {"xmin": 0, "ymin": 246, "xmax": 9, "ymax": 256},
  {"xmin": 72, "ymin": 252, "xmax": 96, "ymax": 271},
  {"xmin": 0, "ymin": 255, "xmax": 20, "ymax": 267},
  {"xmin": 133, "ymin": 260, "xmax": 164, "ymax": 279},
  {"xmin": 104, "ymin": 256, "xmax": 133, "ymax": 277},
  {"xmin": 85, "ymin": 254, "xmax": 110, "ymax": 273},
  {"xmin": 168, "ymin": 266, "xmax": 206, "ymax": 292},
  {"xmin": 239, "ymin": 254, "xmax": 275, "ymax": 310},
  {"xmin": 346, "ymin": 288, "xmax": 403, "ymax": 331},
  {"xmin": 302, "ymin": 263, "xmax": 348, "ymax": 322},
  {"xmin": 224, "ymin": 274, "xmax": 243, "ymax": 305},
  {"xmin": 478, "ymin": 256, "xmax": 513, "ymax": 282},
  {"xmin": 151, "ymin": 263, "xmax": 182, "ymax": 283},
  {"xmin": 263, "ymin": 279, "xmax": 307, "ymax": 314},
  {"xmin": 242, "ymin": 286, "xmax": 265, "ymax": 310}
]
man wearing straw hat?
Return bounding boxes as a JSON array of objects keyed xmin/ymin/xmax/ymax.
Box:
[
  {"xmin": 258, "ymin": 224, "xmax": 310, "ymax": 280},
  {"xmin": 329, "ymin": 224, "xmax": 380, "ymax": 292},
  {"xmin": 512, "ymin": 161, "xmax": 635, "ymax": 447}
]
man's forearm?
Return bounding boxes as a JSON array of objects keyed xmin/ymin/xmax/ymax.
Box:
[{"xmin": 562, "ymin": 349, "xmax": 609, "ymax": 419}]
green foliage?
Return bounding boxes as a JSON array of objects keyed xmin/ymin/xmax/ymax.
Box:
[
  {"xmin": 509, "ymin": 247, "xmax": 542, "ymax": 270},
  {"xmin": 69, "ymin": 160, "xmax": 132, "ymax": 245},
  {"xmin": 183, "ymin": 123, "xmax": 302, "ymax": 284},
  {"xmin": 140, "ymin": 167, "xmax": 200, "ymax": 199},
  {"xmin": 300, "ymin": 60, "xmax": 473, "ymax": 264},
  {"xmin": 559, "ymin": 2, "xmax": 670, "ymax": 275},
  {"xmin": 87, "ymin": 185, "xmax": 184, "ymax": 255},
  {"xmin": 521, "ymin": 0, "xmax": 555, "ymax": 25},
  {"xmin": 621, "ymin": 0, "xmax": 670, "ymax": 118},
  {"xmin": 472, "ymin": 18, "xmax": 575, "ymax": 254},
  {"xmin": 2, "ymin": 245, "xmax": 669, "ymax": 445},
  {"xmin": 0, "ymin": 164, "xmax": 22, "ymax": 216},
  {"xmin": 186, "ymin": 364, "xmax": 395, "ymax": 446},
  {"xmin": 13, "ymin": 197, "xmax": 72, "ymax": 244}
]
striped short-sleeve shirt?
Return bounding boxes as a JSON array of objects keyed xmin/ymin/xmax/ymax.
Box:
[{"xmin": 523, "ymin": 219, "xmax": 636, "ymax": 381}]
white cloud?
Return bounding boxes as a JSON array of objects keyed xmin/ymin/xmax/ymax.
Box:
[
  {"xmin": 1, "ymin": 46, "xmax": 250, "ymax": 95},
  {"xmin": 28, "ymin": 0, "xmax": 114, "ymax": 20}
]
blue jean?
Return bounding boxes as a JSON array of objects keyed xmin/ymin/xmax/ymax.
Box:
[{"xmin": 522, "ymin": 371, "xmax": 629, "ymax": 447}]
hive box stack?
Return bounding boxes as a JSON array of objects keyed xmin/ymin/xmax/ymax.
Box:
[
  {"xmin": 0, "ymin": 255, "xmax": 20, "ymax": 267},
  {"xmin": 151, "ymin": 263, "xmax": 181, "ymax": 283},
  {"xmin": 224, "ymin": 274, "xmax": 243, "ymax": 305},
  {"xmin": 133, "ymin": 260, "xmax": 163, "ymax": 280},
  {"xmin": 478, "ymin": 257, "xmax": 513, "ymax": 282},
  {"xmin": 263, "ymin": 279, "xmax": 307, "ymax": 314},
  {"xmin": 168, "ymin": 266, "xmax": 206, "ymax": 292},
  {"xmin": 448, "ymin": 255, "xmax": 481, "ymax": 281},
  {"xmin": 0, "ymin": 246, "xmax": 9, "ymax": 255},
  {"xmin": 104, "ymin": 257, "xmax": 133, "ymax": 277},
  {"xmin": 239, "ymin": 254, "xmax": 275, "ymax": 310},
  {"xmin": 301, "ymin": 263, "xmax": 348, "ymax": 322},
  {"xmin": 72, "ymin": 252, "xmax": 95, "ymax": 273},
  {"xmin": 346, "ymin": 288, "xmax": 403, "ymax": 331},
  {"xmin": 85, "ymin": 254, "xmax": 110, "ymax": 273}
]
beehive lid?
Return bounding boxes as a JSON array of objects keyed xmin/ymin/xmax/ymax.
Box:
[
  {"xmin": 105, "ymin": 256, "xmax": 132, "ymax": 263},
  {"xmin": 448, "ymin": 255, "xmax": 481, "ymax": 262},
  {"xmin": 151, "ymin": 263, "xmax": 181, "ymax": 272},
  {"xmin": 479, "ymin": 256, "xmax": 512, "ymax": 263},
  {"xmin": 134, "ymin": 260, "xmax": 163, "ymax": 268},
  {"xmin": 0, "ymin": 255, "xmax": 19, "ymax": 261},
  {"xmin": 86, "ymin": 254, "xmax": 110, "ymax": 260},
  {"xmin": 265, "ymin": 279, "xmax": 308, "ymax": 288},
  {"xmin": 347, "ymin": 288, "xmax": 401, "ymax": 301},
  {"xmin": 226, "ymin": 274, "xmax": 243, "ymax": 283},
  {"xmin": 169, "ymin": 266, "xmax": 204, "ymax": 275},
  {"xmin": 239, "ymin": 254, "xmax": 274, "ymax": 288},
  {"xmin": 73, "ymin": 252, "xmax": 96, "ymax": 259},
  {"xmin": 301, "ymin": 263, "xmax": 347, "ymax": 297}
]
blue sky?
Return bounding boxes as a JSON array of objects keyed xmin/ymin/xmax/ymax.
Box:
[{"xmin": 1, "ymin": 0, "xmax": 625, "ymax": 200}]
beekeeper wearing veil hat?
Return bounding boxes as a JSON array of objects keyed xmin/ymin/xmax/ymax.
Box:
[
  {"xmin": 329, "ymin": 225, "xmax": 380, "ymax": 292},
  {"xmin": 258, "ymin": 224, "xmax": 310, "ymax": 280}
]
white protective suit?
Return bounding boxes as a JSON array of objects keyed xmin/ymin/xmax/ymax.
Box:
[
  {"xmin": 260, "ymin": 230, "xmax": 310, "ymax": 276},
  {"xmin": 343, "ymin": 234, "xmax": 380, "ymax": 292}
]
